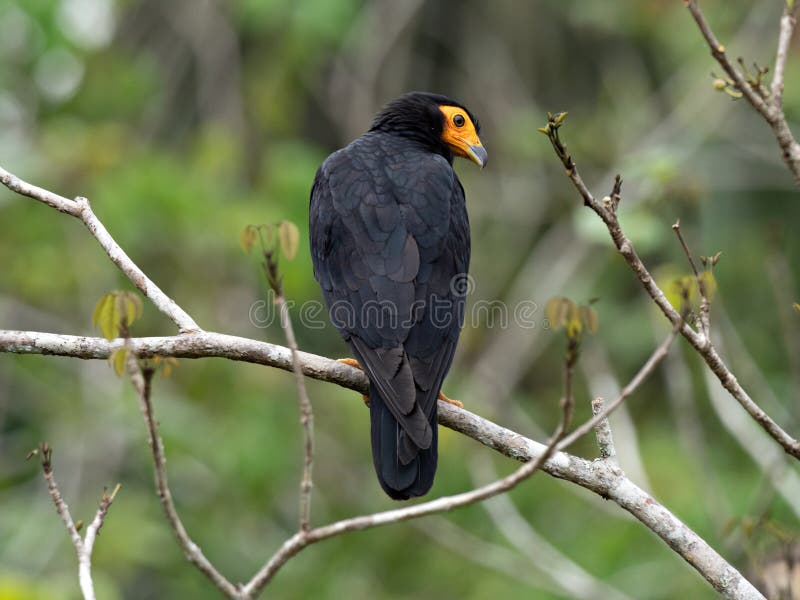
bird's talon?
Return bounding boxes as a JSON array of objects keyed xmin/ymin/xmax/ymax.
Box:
[
  {"xmin": 338, "ymin": 358, "xmax": 370, "ymax": 405},
  {"xmin": 337, "ymin": 357, "xmax": 363, "ymax": 370},
  {"xmin": 438, "ymin": 391, "xmax": 463, "ymax": 408}
]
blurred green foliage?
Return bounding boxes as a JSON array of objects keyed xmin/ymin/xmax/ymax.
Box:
[{"xmin": 1, "ymin": 0, "xmax": 800, "ymax": 598}]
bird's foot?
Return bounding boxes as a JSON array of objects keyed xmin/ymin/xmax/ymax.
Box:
[
  {"xmin": 337, "ymin": 358, "xmax": 370, "ymax": 406},
  {"xmin": 438, "ymin": 390, "xmax": 463, "ymax": 408},
  {"xmin": 338, "ymin": 358, "xmax": 462, "ymax": 408},
  {"xmin": 337, "ymin": 357, "xmax": 362, "ymax": 369}
]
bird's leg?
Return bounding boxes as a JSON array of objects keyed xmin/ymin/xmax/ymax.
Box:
[
  {"xmin": 337, "ymin": 358, "xmax": 463, "ymax": 408},
  {"xmin": 337, "ymin": 358, "xmax": 370, "ymax": 406},
  {"xmin": 437, "ymin": 390, "xmax": 463, "ymax": 408}
]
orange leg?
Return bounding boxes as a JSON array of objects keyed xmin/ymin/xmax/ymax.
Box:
[
  {"xmin": 337, "ymin": 358, "xmax": 370, "ymax": 405},
  {"xmin": 337, "ymin": 357, "xmax": 463, "ymax": 408},
  {"xmin": 438, "ymin": 389, "xmax": 463, "ymax": 408}
]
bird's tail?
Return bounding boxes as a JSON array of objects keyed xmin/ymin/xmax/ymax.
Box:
[{"xmin": 369, "ymin": 382, "xmax": 437, "ymax": 500}]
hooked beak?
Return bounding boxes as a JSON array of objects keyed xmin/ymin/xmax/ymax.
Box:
[{"xmin": 466, "ymin": 143, "xmax": 488, "ymax": 168}]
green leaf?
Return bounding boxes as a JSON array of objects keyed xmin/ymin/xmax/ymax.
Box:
[
  {"xmin": 92, "ymin": 291, "xmax": 143, "ymax": 339},
  {"xmin": 699, "ymin": 271, "xmax": 717, "ymax": 302},
  {"xmin": 92, "ymin": 293, "xmax": 112, "ymax": 327},
  {"xmin": 240, "ymin": 224, "xmax": 258, "ymax": 254},
  {"xmin": 793, "ymin": 302, "xmax": 800, "ymax": 315},
  {"xmin": 93, "ymin": 294, "xmax": 114, "ymax": 339},
  {"xmin": 546, "ymin": 297, "xmax": 574, "ymax": 330},
  {"xmin": 278, "ymin": 221, "xmax": 300, "ymax": 261},
  {"xmin": 110, "ymin": 348, "xmax": 128, "ymax": 376},
  {"xmin": 93, "ymin": 292, "xmax": 119, "ymax": 339},
  {"xmin": 580, "ymin": 305, "xmax": 599, "ymax": 334}
]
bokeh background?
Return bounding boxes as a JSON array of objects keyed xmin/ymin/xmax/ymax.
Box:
[{"xmin": 1, "ymin": 0, "xmax": 799, "ymax": 598}]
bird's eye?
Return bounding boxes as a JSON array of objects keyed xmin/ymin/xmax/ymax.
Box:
[{"xmin": 453, "ymin": 114, "xmax": 465, "ymax": 127}]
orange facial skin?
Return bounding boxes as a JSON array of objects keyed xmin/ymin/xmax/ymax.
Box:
[{"xmin": 438, "ymin": 105, "xmax": 487, "ymax": 167}]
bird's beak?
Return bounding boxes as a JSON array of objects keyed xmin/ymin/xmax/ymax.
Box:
[{"xmin": 466, "ymin": 143, "xmax": 488, "ymax": 169}]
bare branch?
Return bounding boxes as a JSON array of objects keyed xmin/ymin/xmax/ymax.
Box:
[
  {"xmin": 8, "ymin": 327, "xmax": 762, "ymax": 597},
  {"xmin": 558, "ymin": 325, "xmax": 679, "ymax": 452},
  {"xmin": 0, "ymin": 166, "xmax": 200, "ymax": 332},
  {"xmin": 590, "ymin": 398, "xmax": 618, "ymax": 464},
  {"xmin": 672, "ymin": 219, "xmax": 710, "ymax": 336},
  {"xmin": 541, "ymin": 115, "xmax": 800, "ymax": 461},
  {"xmin": 771, "ymin": 3, "xmax": 799, "ymax": 110},
  {"xmin": 241, "ymin": 372, "xmax": 575, "ymax": 598},
  {"xmin": 0, "ymin": 166, "xmax": 79, "ymax": 214},
  {"xmin": 0, "ymin": 330, "xmax": 369, "ymax": 393},
  {"xmin": 125, "ymin": 354, "xmax": 239, "ymax": 598},
  {"xmin": 2, "ymin": 162, "xmax": 765, "ymax": 598},
  {"xmin": 275, "ymin": 290, "xmax": 315, "ymax": 533},
  {"xmin": 36, "ymin": 443, "xmax": 84, "ymax": 557},
  {"xmin": 685, "ymin": 0, "xmax": 800, "ymax": 184},
  {"xmin": 34, "ymin": 442, "xmax": 120, "ymax": 600},
  {"xmin": 83, "ymin": 484, "xmax": 122, "ymax": 566}
]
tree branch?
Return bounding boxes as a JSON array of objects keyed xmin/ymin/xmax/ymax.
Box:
[
  {"xmin": 0, "ymin": 329, "xmax": 370, "ymax": 393},
  {"xmin": 275, "ymin": 288, "xmax": 315, "ymax": 533},
  {"xmin": 33, "ymin": 442, "xmax": 120, "ymax": 600},
  {"xmin": 558, "ymin": 325, "xmax": 679, "ymax": 453},
  {"xmin": 541, "ymin": 114, "xmax": 800, "ymax": 461},
  {"xmin": 672, "ymin": 219, "xmax": 710, "ymax": 336},
  {"xmin": 0, "ymin": 166, "xmax": 200, "ymax": 332},
  {"xmin": 685, "ymin": 0, "xmax": 800, "ymax": 185},
  {"xmin": 5, "ymin": 327, "xmax": 763, "ymax": 598},
  {"xmin": 2, "ymin": 162, "xmax": 765, "ymax": 598},
  {"xmin": 771, "ymin": 2, "xmax": 798, "ymax": 110},
  {"xmin": 240, "ymin": 375, "xmax": 574, "ymax": 598},
  {"xmin": 126, "ymin": 354, "xmax": 240, "ymax": 597},
  {"xmin": 590, "ymin": 397, "xmax": 618, "ymax": 464}
]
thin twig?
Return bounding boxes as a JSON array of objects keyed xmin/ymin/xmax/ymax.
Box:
[
  {"xmin": 542, "ymin": 115, "xmax": 800, "ymax": 460},
  {"xmin": 558, "ymin": 325, "xmax": 679, "ymax": 452},
  {"xmin": 240, "ymin": 366, "xmax": 575, "ymax": 598},
  {"xmin": 672, "ymin": 219, "xmax": 711, "ymax": 338},
  {"xmin": 0, "ymin": 166, "xmax": 200, "ymax": 332},
  {"xmin": 590, "ymin": 398, "xmax": 618, "ymax": 464},
  {"xmin": 83, "ymin": 483, "xmax": 121, "ymax": 561},
  {"xmin": 771, "ymin": 3, "xmax": 798, "ymax": 110},
  {"xmin": 36, "ymin": 443, "xmax": 84, "ymax": 562},
  {"xmin": 685, "ymin": 0, "xmax": 800, "ymax": 185},
  {"xmin": 275, "ymin": 288, "xmax": 315, "ymax": 533},
  {"xmin": 34, "ymin": 442, "xmax": 120, "ymax": 600},
  {"xmin": 125, "ymin": 355, "xmax": 239, "ymax": 598}
]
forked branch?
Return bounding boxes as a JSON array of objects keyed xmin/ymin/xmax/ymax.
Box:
[
  {"xmin": 685, "ymin": 0, "xmax": 800, "ymax": 185},
  {"xmin": 31, "ymin": 442, "xmax": 121, "ymax": 600},
  {"xmin": 1, "ymin": 156, "xmax": 765, "ymax": 598},
  {"xmin": 541, "ymin": 113, "xmax": 800, "ymax": 461}
]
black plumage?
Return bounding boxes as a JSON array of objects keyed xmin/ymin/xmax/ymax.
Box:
[{"xmin": 309, "ymin": 92, "xmax": 483, "ymax": 499}]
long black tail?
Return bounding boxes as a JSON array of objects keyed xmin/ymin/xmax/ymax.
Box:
[{"xmin": 369, "ymin": 383, "xmax": 438, "ymax": 500}]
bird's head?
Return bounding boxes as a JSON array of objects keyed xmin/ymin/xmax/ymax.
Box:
[{"xmin": 370, "ymin": 92, "xmax": 487, "ymax": 168}]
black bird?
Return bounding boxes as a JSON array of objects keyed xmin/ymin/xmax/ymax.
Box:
[{"xmin": 309, "ymin": 92, "xmax": 486, "ymax": 499}]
